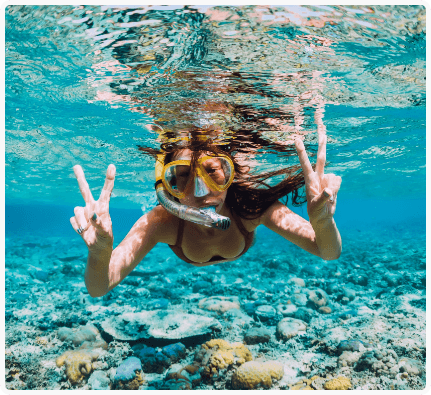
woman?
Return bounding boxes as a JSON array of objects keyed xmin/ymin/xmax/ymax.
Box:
[{"xmin": 71, "ymin": 133, "xmax": 341, "ymax": 298}]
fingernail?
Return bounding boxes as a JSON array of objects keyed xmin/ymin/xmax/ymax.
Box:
[{"xmin": 92, "ymin": 213, "xmax": 97, "ymax": 221}]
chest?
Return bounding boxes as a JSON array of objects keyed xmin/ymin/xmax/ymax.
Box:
[{"xmin": 181, "ymin": 220, "xmax": 248, "ymax": 263}]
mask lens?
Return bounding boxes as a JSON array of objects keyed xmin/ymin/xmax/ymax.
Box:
[
  {"xmin": 164, "ymin": 164, "xmax": 191, "ymax": 193},
  {"xmin": 201, "ymin": 157, "xmax": 233, "ymax": 187}
]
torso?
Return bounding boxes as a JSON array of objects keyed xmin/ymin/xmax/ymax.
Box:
[{"xmin": 158, "ymin": 206, "xmax": 259, "ymax": 266}]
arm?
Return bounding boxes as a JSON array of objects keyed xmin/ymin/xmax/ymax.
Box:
[
  {"xmin": 261, "ymin": 200, "xmax": 341, "ymax": 260},
  {"xmin": 310, "ymin": 217, "xmax": 342, "ymax": 260},
  {"xmin": 85, "ymin": 206, "xmax": 173, "ymax": 297}
]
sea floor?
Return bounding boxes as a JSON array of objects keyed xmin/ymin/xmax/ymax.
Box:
[{"xmin": 4, "ymin": 224, "xmax": 426, "ymax": 390}]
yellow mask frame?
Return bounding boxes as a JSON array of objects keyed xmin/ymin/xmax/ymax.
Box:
[{"xmin": 160, "ymin": 155, "xmax": 235, "ymax": 199}]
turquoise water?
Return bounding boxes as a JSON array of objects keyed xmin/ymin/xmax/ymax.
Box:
[
  {"xmin": 4, "ymin": 5, "xmax": 426, "ymax": 390},
  {"xmin": 5, "ymin": 5, "xmax": 426, "ymax": 239}
]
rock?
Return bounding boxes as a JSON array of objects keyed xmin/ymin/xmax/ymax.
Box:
[
  {"xmin": 254, "ymin": 305, "xmax": 277, "ymax": 321},
  {"xmin": 399, "ymin": 357, "xmax": 423, "ymax": 376},
  {"xmin": 276, "ymin": 318, "xmax": 307, "ymax": 341},
  {"xmin": 199, "ymin": 296, "xmax": 240, "ymax": 313},
  {"xmin": 324, "ymin": 376, "xmax": 351, "ymax": 390},
  {"xmin": 100, "ymin": 310, "xmax": 219, "ymax": 342},
  {"xmin": 114, "ymin": 356, "xmax": 143, "ymax": 384},
  {"xmin": 88, "ymin": 370, "xmax": 110, "ymax": 390},
  {"xmin": 162, "ymin": 343, "xmax": 187, "ymax": 364},
  {"xmin": 341, "ymin": 296, "xmax": 350, "ymax": 305},
  {"xmin": 132, "ymin": 345, "xmax": 170, "ymax": 373},
  {"xmin": 290, "ymin": 293, "xmax": 307, "ymax": 306},
  {"xmin": 57, "ymin": 324, "xmax": 99, "ymax": 347},
  {"xmin": 343, "ymin": 288, "xmax": 356, "ymax": 301},
  {"xmin": 318, "ymin": 306, "xmax": 332, "ymax": 314},
  {"xmin": 307, "ymin": 288, "xmax": 328, "ymax": 308},
  {"xmin": 337, "ymin": 339, "xmax": 368, "ymax": 354},
  {"xmin": 293, "ymin": 307, "xmax": 314, "ymax": 323},
  {"xmin": 231, "ymin": 361, "xmax": 284, "ymax": 389},
  {"xmin": 336, "ymin": 310, "xmax": 357, "ymax": 320},
  {"xmin": 146, "ymin": 298, "xmax": 170, "ymax": 310},
  {"xmin": 223, "ymin": 308, "xmax": 253, "ymax": 326},
  {"xmin": 243, "ymin": 302, "xmax": 256, "ymax": 316},
  {"xmin": 384, "ymin": 273, "xmax": 401, "ymax": 286},
  {"xmin": 243, "ymin": 328, "xmax": 271, "ymax": 345},
  {"xmin": 288, "ymin": 278, "xmax": 305, "ymax": 287},
  {"xmin": 193, "ymin": 280, "xmax": 212, "ymax": 293},
  {"xmin": 277, "ymin": 303, "xmax": 297, "ymax": 317},
  {"xmin": 350, "ymin": 274, "xmax": 368, "ymax": 286},
  {"xmin": 33, "ymin": 270, "xmax": 50, "ymax": 282},
  {"xmin": 338, "ymin": 351, "xmax": 362, "ymax": 367}
]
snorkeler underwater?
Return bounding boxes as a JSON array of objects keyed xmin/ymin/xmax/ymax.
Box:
[{"xmin": 5, "ymin": 5, "xmax": 426, "ymax": 391}]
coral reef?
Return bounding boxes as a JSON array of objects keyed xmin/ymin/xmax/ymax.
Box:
[
  {"xmin": 56, "ymin": 349, "xmax": 100, "ymax": 385},
  {"xmin": 231, "ymin": 360, "xmax": 284, "ymax": 389},
  {"xmin": 323, "ymin": 376, "xmax": 352, "ymax": 390},
  {"xmin": 196, "ymin": 339, "xmax": 252, "ymax": 381},
  {"xmin": 114, "ymin": 356, "xmax": 144, "ymax": 390}
]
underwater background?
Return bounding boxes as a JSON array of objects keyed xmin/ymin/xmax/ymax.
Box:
[{"xmin": 5, "ymin": 5, "xmax": 426, "ymax": 391}]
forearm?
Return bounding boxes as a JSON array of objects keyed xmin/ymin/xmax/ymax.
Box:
[
  {"xmin": 311, "ymin": 218, "xmax": 342, "ymax": 260},
  {"xmin": 85, "ymin": 246, "xmax": 113, "ymax": 297}
]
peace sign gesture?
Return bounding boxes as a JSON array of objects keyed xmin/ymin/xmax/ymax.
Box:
[
  {"xmin": 70, "ymin": 164, "xmax": 116, "ymax": 252},
  {"xmin": 295, "ymin": 134, "xmax": 342, "ymax": 225}
]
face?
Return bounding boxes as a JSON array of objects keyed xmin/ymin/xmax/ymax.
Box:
[{"xmin": 171, "ymin": 149, "xmax": 229, "ymax": 212}]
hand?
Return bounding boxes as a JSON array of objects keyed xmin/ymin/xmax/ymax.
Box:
[
  {"xmin": 295, "ymin": 134, "xmax": 341, "ymax": 225},
  {"xmin": 70, "ymin": 164, "xmax": 116, "ymax": 252}
]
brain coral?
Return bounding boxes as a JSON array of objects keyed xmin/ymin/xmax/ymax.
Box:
[
  {"xmin": 324, "ymin": 376, "xmax": 351, "ymax": 390},
  {"xmin": 231, "ymin": 361, "xmax": 284, "ymax": 389},
  {"xmin": 199, "ymin": 339, "xmax": 253, "ymax": 381},
  {"xmin": 56, "ymin": 349, "xmax": 100, "ymax": 385}
]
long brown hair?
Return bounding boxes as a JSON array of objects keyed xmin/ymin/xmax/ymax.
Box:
[{"xmin": 138, "ymin": 131, "xmax": 316, "ymax": 220}]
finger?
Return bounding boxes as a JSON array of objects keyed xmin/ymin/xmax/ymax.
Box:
[
  {"xmin": 73, "ymin": 165, "xmax": 95, "ymax": 204},
  {"xmin": 315, "ymin": 133, "xmax": 327, "ymax": 177},
  {"xmin": 313, "ymin": 188, "xmax": 333, "ymax": 209},
  {"xmin": 294, "ymin": 139, "xmax": 313, "ymax": 184},
  {"xmin": 89, "ymin": 212, "xmax": 104, "ymax": 233},
  {"xmin": 99, "ymin": 164, "xmax": 116, "ymax": 204},
  {"xmin": 70, "ymin": 217, "xmax": 81, "ymax": 235},
  {"xmin": 326, "ymin": 174, "xmax": 342, "ymax": 193},
  {"xmin": 74, "ymin": 206, "xmax": 89, "ymax": 232}
]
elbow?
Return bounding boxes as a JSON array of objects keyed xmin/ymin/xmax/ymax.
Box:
[
  {"xmin": 319, "ymin": 249, "xmax": 342, "ymax": 261},
  {"xmin": 323, "ymin": 254, "xmax": 340, "ymax": 261},
  {"xmin": 87, "ymin": 288, "xmax": 106, "ymax": 298},
  {"xmin": 85, "ymin": 281, "xmax": 108, "ymax": 298}
]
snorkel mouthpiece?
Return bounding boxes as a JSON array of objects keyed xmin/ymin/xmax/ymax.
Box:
[{"xmin": 155, "ymin": 184, "xmax": 231, "ymax": 230}]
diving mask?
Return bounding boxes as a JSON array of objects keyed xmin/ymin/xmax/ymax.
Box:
[
  {"xmin": 155, "ymin": 152, "xmax": 234, "ymax": 230},
  {"xmin": 162, "ymin": 155, "xmax": 235, "ymax": 199}
]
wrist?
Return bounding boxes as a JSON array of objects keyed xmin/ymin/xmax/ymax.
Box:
[{"xmin": 310, "ymin": 216, "xmax": 335, "ymax": 229}]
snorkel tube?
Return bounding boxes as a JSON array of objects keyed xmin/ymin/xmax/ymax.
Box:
[{"xmin": 155, "ymin": 153, "xmax": 231, "ymax": 230}]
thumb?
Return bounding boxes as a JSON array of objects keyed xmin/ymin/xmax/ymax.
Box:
[{"xmin": 314, "ymin": 188, "xmax": 333, "ymax": 208}]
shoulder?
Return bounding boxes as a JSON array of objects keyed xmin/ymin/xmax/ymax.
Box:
[
  {"xmin": 258, "ymin": 200, "xmax": 294, "ymax": 227},
  {"xmin": 134, "ymin": 205, "xmax": 180, "ymax": 245},
  {"xmin": 232, "ymin": 201, "xmax": 292, "ymax": 232}
]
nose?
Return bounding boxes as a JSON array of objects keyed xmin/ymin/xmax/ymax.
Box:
[{"xmin": 194, "ymin": 175, "xmax": 210, "ymax": 197}]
